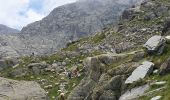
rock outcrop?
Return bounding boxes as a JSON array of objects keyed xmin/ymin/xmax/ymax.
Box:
[
  {"xmin": 125, "ymin": 61, "xmax": 154, "ymax": 84},
  {"xmin": 0, "ymin": 77, "xmax": 48, "ymax": 100},
  {"xmin": 67, "ymin": 51, "xmax": 144, "ymax": 100},
  {"xmin": 144, "ymin": 35, "xmax": 166, "ymax": 55}
]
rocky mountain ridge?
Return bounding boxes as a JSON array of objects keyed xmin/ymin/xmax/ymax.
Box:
[{"xmin": 0, "ymin": 24, "xmax": 19, "ymax": 34}]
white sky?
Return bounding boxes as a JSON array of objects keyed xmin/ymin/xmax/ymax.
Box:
[{"xmin": 0, "ymin": 0, "xmax": 77, "ymax": 30}]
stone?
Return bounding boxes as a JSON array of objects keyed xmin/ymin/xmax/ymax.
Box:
[
  {"xmin": 62, "ymin": 62, "xmax": 67, "ymax": 66},
  {"xmin": 32, "ymin": 66, "xmax": 41, "ymax": 75},
  {"xmin": 143, "ymin": 35, "xmax": 166, "ymax": 55},
  {"xmin": 108, "ymin": 62, "xmax": 139, "ymax": 76},
  {"xmin": 144, "ymin": 12, "xmax": 156, "ymax": 21},
  {"xmin": 159, "ymin": 57, "xmax": 170, "ymax": 75},
  {"xmin": 141, "ymin": 1, "xmax": 154, "ymax": 8},
  {"xmin": 0, "ymin": 77, "xmax": 47, "ymax": 100},
  {"xmin": 152, "ymin": 81, "xmax": 166, "ymax": 85},
  {"xmin": 153, "ymin": 70, "xmax": 159, "ymax": 74},
  {"xmin": 150, "ymin": 96, "xmax": 162, "ymax": 100},
  {"xmin": 99, "ymin": 90, "xmax": 116, "ymax": 100},
  {"xmin": 104, "ymin": 75, "xmax": 122, "ymax": 91},
  {"xmin": 119, "ymin": 84, "xmax": 149, "ymax": 100},
  {"xmin": 122, "ymin": 7, "xmax": 139, "ymax": 21},
  {"xmin": 132, "ymin": 50, "xmax": 145, "ymax": 62},
  {"xmin": 125, "ymin": 61, "xmax": 154, "ymax": 84},
  {"xmin": 28, "ymin": 63, "xmax": 48, "ymax": 75},
  {"xmin": 12, "ymin": 64, "xmax": 19, "ymax": 68},
  {"xmin": 52, "ymin": 63, "xmax": 58, "ymax": 68},
  {"xmin": 55, "ymin": 83, "xmax": 59, "ymax": 86}
]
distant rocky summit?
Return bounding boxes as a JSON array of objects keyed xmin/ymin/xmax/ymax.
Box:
[{"xmin": 0, "ymin": 24, "xmax": 19, "ymax": 34}]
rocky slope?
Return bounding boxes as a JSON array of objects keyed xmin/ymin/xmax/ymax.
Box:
[
  {"xmin": 2, "ymin": 0, "xmax": 170, "ymax": 100},
  {"xmin": 0, "ymin": 24, "xmax": 19, "ymax": 34}
]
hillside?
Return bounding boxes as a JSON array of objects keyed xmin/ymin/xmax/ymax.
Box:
[{"xmin": 1, "ymin": 0, "xmax": 170, "ymax": 100}]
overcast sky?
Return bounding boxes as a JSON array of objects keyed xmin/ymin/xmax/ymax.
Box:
[{"xmin": 0, "ymin": 0, "xmax": 77, "ymax": 30}]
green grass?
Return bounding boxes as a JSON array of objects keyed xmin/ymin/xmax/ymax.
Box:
[
  {"xmin": 0, "ymin": 53, "xmax": 86, "ymax": 100},
  {"xmin": 146, "ymin": 45, "xmax": 170, "ymax": 68},
  {"xmin": 139, "ymin": 44, "xmax": 170, "ymax": 100},
  {"xmin": 91, "ymin": 33, "xmax": 106, "ymax": 44},
  {"xmin": 139, "ymin": 74, "xmax": 170, "ymax": 100}
]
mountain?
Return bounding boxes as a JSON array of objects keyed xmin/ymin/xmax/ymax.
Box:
[
  {"xmin": 0, "ymin": 0, "xmax": 143, "ymax": 59},
  {"xmin": 19, "ymin": 0, "xmax": 143, "ymax": 55},
  {"xmin": 0, "ymin": 24, "xmax": 19, "ymax": 34}
]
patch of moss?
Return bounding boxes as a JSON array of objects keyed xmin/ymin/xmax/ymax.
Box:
[{"xmin": 91, "ymin": 33, "xmax": 106, "ymax": 44}]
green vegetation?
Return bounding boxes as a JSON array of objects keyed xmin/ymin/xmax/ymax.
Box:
[
  {"xmin": 91, "ymin": 33, "xmax": 106, "ymax": 43},
  {"xmin": 138, "ymin": 45, "xmax": 170, "ymax": 100},
  {"xmin": 139, "ymin": 74, "xmax": 170, "ymax": 100},
  {"xmin": 62, "ymin": 32, "xmax": 107, "ymax": 51},
  {"xmin": 0, "ymin": 51, "xmax": 87, "ymax": 100}
]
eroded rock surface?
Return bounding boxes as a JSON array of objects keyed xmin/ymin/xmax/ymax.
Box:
[
  {"xmin": 0, "ymin": 77, "xmax": 48, "ymax": 100},
  {"xmin": 125, "ymin": 61, "xmax": 154, "ymax": 84}
]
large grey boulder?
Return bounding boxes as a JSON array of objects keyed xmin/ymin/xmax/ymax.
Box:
[
  {"xmin": 125, "ymin": 61, "xmax": 154, "ymax": 84},
  {"xmin": 143, "ymin": 35, "xmax": 166, "ymax": 55},
  {"xmin": 0, "ymin": 77, "xmax": 48, "ymax": 100}
]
